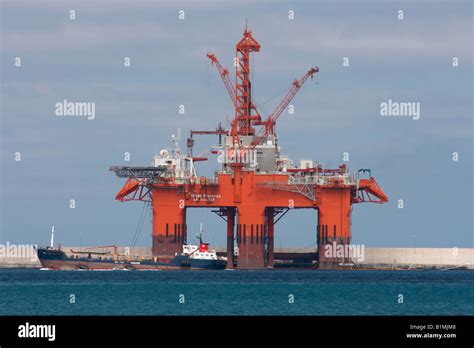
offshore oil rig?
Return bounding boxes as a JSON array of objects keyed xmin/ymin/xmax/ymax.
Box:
[{"xmin": 110, "ymin": 28, "xmax": 388, "ymax": 269}]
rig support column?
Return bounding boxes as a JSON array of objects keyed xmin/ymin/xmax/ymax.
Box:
[
  {"xmin": 317, "ymin": 188, "xmax": 352, "ymax": 269},
  {"xmin": 226, "ymin": 207, "xmax": 235, "ymax": 269},
  {"xmin": 236, "ymin": 207, "xmax": 266, "ymax": 269},
  {"xmin": 266, "ymin": 207, "xmax": 274, "ymax": 268},
  {"xmin": 151, "ymin": 191, "xmax": 186, "ymax": 259}
]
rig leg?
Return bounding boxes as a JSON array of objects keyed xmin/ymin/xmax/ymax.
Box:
[
  {"xmin": 266, "ymin": 207, "xmax": 274, "ymax": 269},
  {"xmin": 317, "ymin": 189, "xmax": 352, "ymax": 269},
  {"xmin": 226, "ymin": 207, "xmax": 235, "ymax": 269},
  {"xmin": 151, "ymin": 192, "xmax": 186, "ymax": 258},
  {"xmin": 236, "ymin": 207, "xmax": 266, "ymax": 269}
]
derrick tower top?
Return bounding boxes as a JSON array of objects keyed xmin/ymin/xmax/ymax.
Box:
[{"xmin": 233, "ymin": 29, "xmax": 261, "ymax": 138}]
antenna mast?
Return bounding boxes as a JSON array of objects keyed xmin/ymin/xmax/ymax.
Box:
[{"xmin": 50, "ymin": 225, "xmax": 55, "ymax": 248}]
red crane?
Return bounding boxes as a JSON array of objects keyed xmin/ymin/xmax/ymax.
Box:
[
  {"xmin": 207, "ymin": 53, "xmax": 262, "ymax": 121},
  {"xmin": 206, "ymin": 53, "xmax": 237, "ymax": 108},
  {"xmin": 260, "ymin": 66, "xmax": 319, "ymax": 137}
]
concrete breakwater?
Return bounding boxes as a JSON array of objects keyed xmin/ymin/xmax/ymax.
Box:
[
  {"xmin": 0, "ymin": 246, "xmax": 472, "ymax": 269},
  {"xmin": 354, "ymin": 247, "xmax": 473, "ymax": 269}
]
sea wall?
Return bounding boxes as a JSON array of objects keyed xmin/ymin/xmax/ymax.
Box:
[{"xmin": 356, "ymin": 247, "xmax": 473, "ymax": 269}]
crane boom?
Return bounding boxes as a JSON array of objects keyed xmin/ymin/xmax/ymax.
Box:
[
  {"xmin": 207, "ymin": 52, "xmax": 262, "ymax": 131},
  {"xmin": 207, "ymin": 53, "xmax": 237, "ymax": 107},
  {"xmin": 263, "ymin": 66, "xmax": 319, "ymax": 135}
]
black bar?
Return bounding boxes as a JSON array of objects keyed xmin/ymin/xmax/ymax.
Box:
[{"xmin": 0, "ymin": 316, "xmax": 472, "ymax": 346}]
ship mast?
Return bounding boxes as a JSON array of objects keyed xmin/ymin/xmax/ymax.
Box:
[
  {"xmin": 199, "ymin": 222, "xmax": 203, "ymax": 244},
  {"xmin": 50, "ymin": 225, "xmax": 55, "ymax": 248}
]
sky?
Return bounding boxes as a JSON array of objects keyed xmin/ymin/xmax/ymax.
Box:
[{"xmin": 1, "ymin": 0, "xmax": 472, "ymax": 249}]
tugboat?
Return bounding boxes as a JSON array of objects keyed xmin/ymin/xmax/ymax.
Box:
[
  {"xmin": 37, "ymin": 225, "xmax": 226, "ymax": 270},
  {"xmin": 183, "ymin": 222, "xmax": 225, "ymax": 269}
]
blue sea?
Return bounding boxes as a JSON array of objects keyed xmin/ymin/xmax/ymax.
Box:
[{"xmin": 0, "ymin": 269, "xmax": 472, "ymax": 315}]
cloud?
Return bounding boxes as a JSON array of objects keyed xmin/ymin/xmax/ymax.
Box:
[{"xmin": 3, "ymin": 22, "xmax": 175, "ymax": 52}]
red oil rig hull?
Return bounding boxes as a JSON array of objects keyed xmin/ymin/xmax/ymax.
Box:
[{"xmin": 110, "ymin": 28, "xmax": 388, "ymax": 270}]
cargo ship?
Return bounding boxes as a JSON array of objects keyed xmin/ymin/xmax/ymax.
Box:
[{"xmin": 37, "ymin": 225, "xmax": 226, "ymax": 270}]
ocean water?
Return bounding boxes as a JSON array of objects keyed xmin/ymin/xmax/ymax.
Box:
[{"xmin": 0, "ymin": 269, "xmax": 472, "ymax": 315}]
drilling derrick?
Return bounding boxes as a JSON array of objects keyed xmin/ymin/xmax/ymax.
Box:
[
  {"xmin": 234, "ymin": 28, "xmax": 261, "ymax": 138},
  {"xmin": 110, "ymin": 28, "xmax": 388, "ymax": 269}
]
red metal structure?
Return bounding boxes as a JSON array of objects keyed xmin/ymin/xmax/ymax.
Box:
[
  {"xmin": 110, "ymin": 29, "xmax": 388, "ymax": 269},
  {"xmin": 259, "ymin": 66, "xmax": 319, "ymax": 137},
  {"xmin": 234, "ymin": 28, "xmax": 261, "ymax": 138}
]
